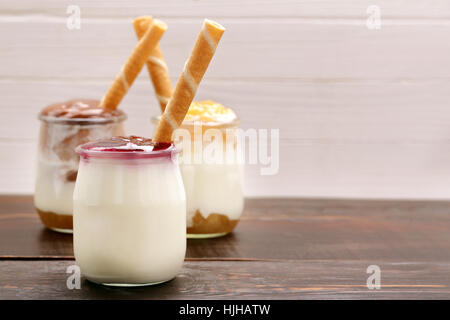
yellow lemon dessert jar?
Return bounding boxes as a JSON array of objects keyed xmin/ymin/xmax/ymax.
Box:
[{"xmin": 153, "ymin": 100, "xmax": 244, "ymax": 238}]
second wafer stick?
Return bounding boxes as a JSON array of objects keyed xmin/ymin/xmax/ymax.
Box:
[
  {"xmin": 133, "ymin": 16, "xmax": 173, "ymax": 112},
  {"xmin": 100, "ymin": 19, "xmax": 168, "ymax": 111},
  {"xmin": 153, "ymin": 19, "xmax": 225, "ymax": 142}
]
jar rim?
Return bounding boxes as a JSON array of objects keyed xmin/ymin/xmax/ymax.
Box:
[
  {"xmin": 76, "ymin": 141, "xmax": 179, "ymax": 160},
  {"xmin": 38, "ymin": 112, "xmax": 127, "ymax": 125}
]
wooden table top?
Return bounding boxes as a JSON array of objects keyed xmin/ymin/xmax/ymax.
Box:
[{"xmin": 1, "ymin": 195, "xmax": 450, "ymax": 299}]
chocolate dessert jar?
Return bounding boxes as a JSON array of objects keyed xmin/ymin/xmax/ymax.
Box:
[
  {"xmin": 152, "ymin": 113, "xmax": 244, "ymax": 239},
  {"xmin": 34, "ymin": 99, "xmax": 126, "ymax": 233}
]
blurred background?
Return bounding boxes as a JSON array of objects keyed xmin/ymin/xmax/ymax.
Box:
[{"xmin": 1, "ymin": 0, "xmax": 450, "ymax": 199}]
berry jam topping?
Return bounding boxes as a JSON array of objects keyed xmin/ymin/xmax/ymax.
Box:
[
  {"xmin": 40, "ymin": 99, "xmax": 125, "ymax": 119},
  {"xmin": 79, "ymin": 136, "xmax": 173, "ymax": 153}
]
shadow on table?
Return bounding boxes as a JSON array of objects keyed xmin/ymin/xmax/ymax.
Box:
[
  {"xmin": 39, "ymin": 228, "xmax": 72, "ymax": 241},
  {"xmin": 186, "ymin": 232, "xmax": 241, "ymax": 258},
  {"xmin": 79, "ymin": 275, "xmax": 192, "ymax": 299},
  {"xmin": 38, "ymin": 227, "xmax": 74, "ymax": 256},
  {"xmin": 35, "ymin": 226, "xmax": 241, "ymax": 260}
]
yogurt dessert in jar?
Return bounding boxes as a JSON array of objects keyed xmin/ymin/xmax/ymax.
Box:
[
  {"xmin": 34, "ymin": 17, "xmax": 168, "ymax": 233},
  {"xmin": 73, "ymin": 136, "xmax": 186, "ymax": 286},
  {"xmin": 144, "ymin": 18, "xmax": 228, "ymax": 237},
  {"xmin": 153, "ymin": 100, "xmax": 244, "ymax": 238},
  {"xmin": 34, "ymin": 99, "xmax": 126, "ymax": 233}
]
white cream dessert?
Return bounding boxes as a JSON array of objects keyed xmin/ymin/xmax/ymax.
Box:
[
  {"xmin": 34, "ymin": 99, "xmax": 126, "ymax": 232},
  {"xmin": 73, "ymin": 136, "xmax": 186, "ymax": 286},
  {"xmin": 182, "ymin": 162, "xmax": 244, "ymax": 234},
  {"xmin": 153, "ymin": 100, "xmax": 244, "ymax": 237}
]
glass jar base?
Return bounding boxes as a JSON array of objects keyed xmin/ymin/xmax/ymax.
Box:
[
  {"xmin": 92, "ymin": 278, "xmax": 172, "ymax": 287},
  {"xmin": 50, "ymin": 227, "xmax": 73, "ymax": 234},
  {"xmin": 187, "ymin": 232, "xmax": 229, "ymax": 239}
]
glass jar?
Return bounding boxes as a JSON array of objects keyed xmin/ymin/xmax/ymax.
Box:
[
  {"xmin": 34, "ymin": 101, "xmax": 126, "ymax": 233},
  {"xmin": 152, "ymin": 116, "xmax": 244, "ymax": 239},
  {"xmin": 73, "ymin": 137, "xmax": 186, "ymax": 286}
]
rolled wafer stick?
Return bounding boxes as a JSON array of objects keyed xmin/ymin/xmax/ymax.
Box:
[
  {"xmin": 153, "ymin": 19, "xmax": 225, "ymax": 142},
  {"xmin": 133, "ymin": 16, "xmax": 173, "ymax": 112},
  {"xmin": 99, "ymin": 19, "xmax": 168, "ymax": 111}
]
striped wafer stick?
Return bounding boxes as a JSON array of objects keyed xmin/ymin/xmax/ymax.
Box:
[
  {"xmin": 153, "ymin": 19, "xmax": 225, "ymax": 142},
  {"xmin": 99, "ymin": 19, "xmax": 168, "ymax": 111},
  {"xmin": 133, "ymin": 16, "xmax": 173, "ymax": 112}
]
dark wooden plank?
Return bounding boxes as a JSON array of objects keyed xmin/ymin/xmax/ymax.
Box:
[
  {"xmin": 1, "ymin": 195, "xmax": 450, "ymax": 261},
  {"xmin": 0, "ymin": 195, "xmax": 35, "ymax": 214},
  {"xmin": 1, "ymin": 260, "xmax": 449, "ymax": 299}
]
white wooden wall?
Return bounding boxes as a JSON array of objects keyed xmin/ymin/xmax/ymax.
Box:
[{"xmin": 1, "ymin": 0, "xmax": 450, "ymax": 199}]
